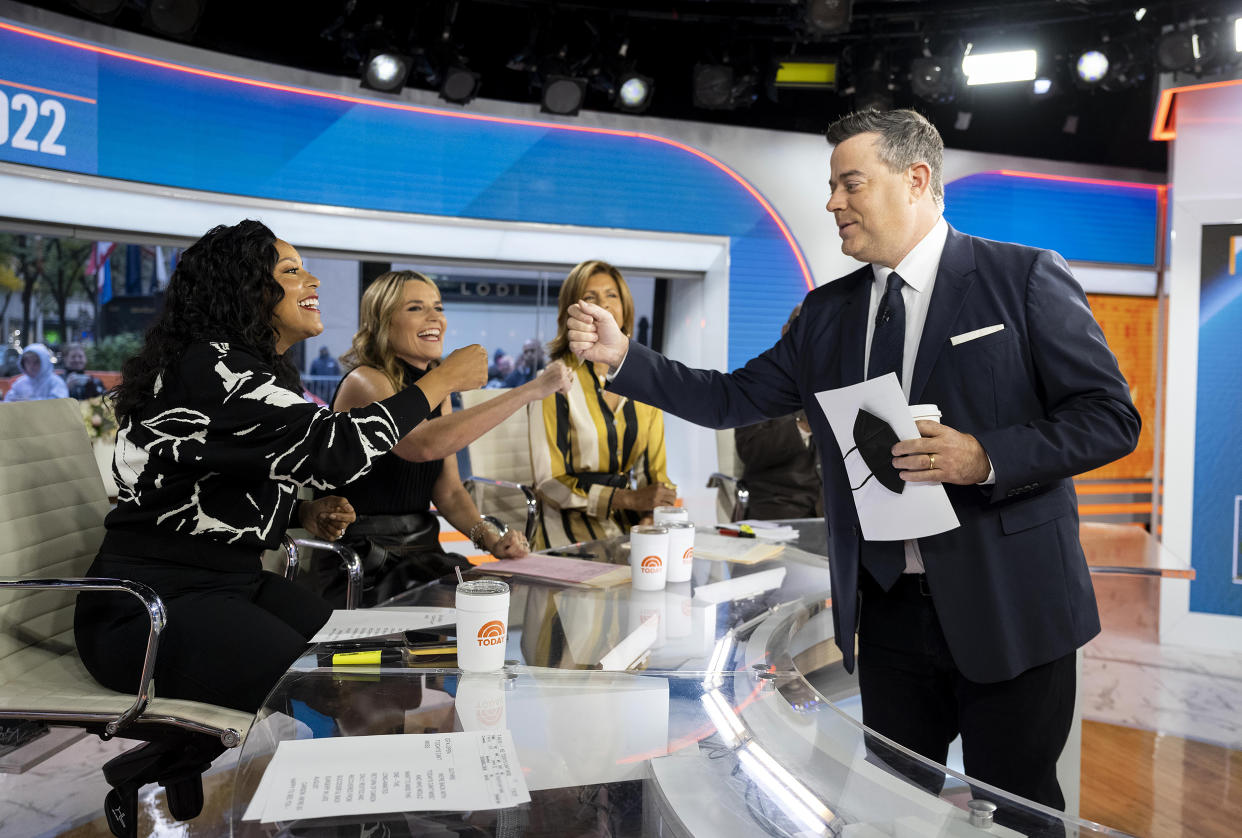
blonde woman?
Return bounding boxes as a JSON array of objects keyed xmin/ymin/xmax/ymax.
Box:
[
  {"xmin": 531, "ymin": 260, "xmax": 676, "ymax": 548},
  {"xmin": 325, "ymin": 270, "xmax": 572, "ymax": 605}
]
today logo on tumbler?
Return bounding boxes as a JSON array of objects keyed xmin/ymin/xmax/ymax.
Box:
[
  {"xmin": 683, "ymin": 547, "xmax": 694, "ymax": 561},
  {"xmin": 477, "ymin": 701, "xmax": 504, "ymax": 726},
  {"xmin": 641, "ymin": 555, "xmax": 663, "ymax": 573},
  {"xmin": 476, "ymin": 619, "xmax": 506, "ymax": 646}
]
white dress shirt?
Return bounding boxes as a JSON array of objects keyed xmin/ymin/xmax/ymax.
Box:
[{"xmin": 862, "ymin": 217, "xmax": 948, "ymax": 574}]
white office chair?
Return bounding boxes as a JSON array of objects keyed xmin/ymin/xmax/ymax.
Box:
[
  {"xmin": 458, "ymin": 388, "xmax": 540, "ymax": 541},
  {"xmin": 707, "ymin": 427, "xmax": 750, "ymax": 522},
  {"xmin": 0, "ymin": 399, "xmax": 253, "ymax": 837}
]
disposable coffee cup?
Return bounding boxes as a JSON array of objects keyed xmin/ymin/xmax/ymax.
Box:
[
  {"xmin": 455, "ymin": 579, "xmax": 510, "ymax": 672},
  {"xmin": 909, "ymin": 403, "xmax": 942, "ymax": 424},
  {"xmin": 652, "ymin": 506, "xmax": 689, "ymax": 526},
  {"xmin": 664, "ymin": 522, "xmax": 695, "ymax": 583},
  {"xmin": 629, "ymin": 525, "xmax": 669, "ymax": 591}
]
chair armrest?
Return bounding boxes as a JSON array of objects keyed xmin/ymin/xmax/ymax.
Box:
[
  {"xmin": 0, "ymin": 577, "xmax": 165, "ymax": 739},
  {"xmin": 462, "ymin": 476, "xmax": 539, "ymax": 542},
  {"xmin": 706, "ymin": 472, "xmax": 750, "ymax": 522},
  {"xmin": 281, "ymin": 535, "xmax": 363, "ymax": 610}
]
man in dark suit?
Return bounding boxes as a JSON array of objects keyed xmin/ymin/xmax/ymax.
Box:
[{"xmin": 567, "ymin": 109, "xmax": 1140, "ymax": 811}]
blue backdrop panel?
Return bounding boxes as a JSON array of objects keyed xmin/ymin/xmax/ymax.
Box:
[
  {"xmin": 945, "ymin": 172, "xmax": 1159, "ymax": 268},
  {"xmin": 1191, "ymin": 223, "xmax": 1242, "ymax": 619},
  {"xmin": 0, "ymin": 18, "xmax": 811, "ymax": 368}
]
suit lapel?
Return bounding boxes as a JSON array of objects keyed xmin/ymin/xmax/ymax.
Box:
[
  {"xmin": 839, "ymin": 267, "xmax": 872, "ymax": 387},
  {"xmin": 910, "ymin": 227, "xmax": 977, "ymax": 403}
]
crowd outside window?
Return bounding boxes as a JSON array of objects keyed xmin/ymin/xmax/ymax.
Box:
[
  {"xmin": 61, "ymin": 343, "xmax": 108, "ymax": 400},
  {"xmin": 3, "ymin": 343, "xmax": 69, "ymax": 402}
]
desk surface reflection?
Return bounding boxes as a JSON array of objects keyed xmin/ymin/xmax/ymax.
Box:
[{"xmin": 230, "ymin": 520, "xmax": 1132, "ymax": 837}]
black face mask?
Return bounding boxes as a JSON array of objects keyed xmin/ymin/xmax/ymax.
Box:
[{"xmin": 851, "ymin": 408, "xmax": 904, "ymax": 494}]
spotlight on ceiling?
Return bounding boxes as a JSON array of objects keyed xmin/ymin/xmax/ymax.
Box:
[
  {"xmin": 615, "ymin": 72, "xmax": 654, "ymax": 113},
  {"xmin": 69, "ymin": 0, "xmax": 125, "ymax": 19},
  {"xmin": 542, "ymin": 75, "xmax": 587, "ymax": 116},
  {"xmin": 961, "ymin": 47, "xmax": 1038, "ymax": 85},
  {"xmin": 1031, "ymin": 77, "xmax": 1054, "ymax": 96},
  {"xmin": 1156, "ymin": 28, "xmax": 1216, "ymax": 72},
  {"xmin": 692, "ymin": 64, "xmax": 734, "ymax": 109},
  {"xmin": 362, "ymin": 51, "xmax": 412, "ymax": 93},
  {"xmin": 691, "ymin": 64, "xmax": 758, "ymax": 110},
  {"xmin": 772, "ymin": 60, "xmax": 837, "ymax": 90},
  {"xmin": 910, "ymin": 56, "xmax": 957, "ymax": 103},
  {"xmin": 1075, "ymin": 49, "xmax": 1110, "ymax": 85},
  {"xmin": 145, "ymin": 0, "xmax": 206, "ymax": 40},
  {"xmin": 805, "ymin": 0, "xmax": 853, "ymax": 36},
  {"xmin": 440, "ymin": 65, "xmax": 481, "ymax": 105}
]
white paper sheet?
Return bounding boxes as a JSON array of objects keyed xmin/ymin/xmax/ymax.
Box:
[
  {"xmin": 310, "ymin": 607, "xmax": 457, "ymax": 643},
  {"xmin": 815, "ymin": 374, "xmax": 960, "ymax": 541},
  {"xmin": 241, "ymin": 730, "xmax": 530, "ymax": 823},
  {"xmin": 691, "ymin": 567, "xmax": 787, "ymax": 604}
]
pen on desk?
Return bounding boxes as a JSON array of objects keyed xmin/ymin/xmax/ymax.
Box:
[{"xmin": 716, "ymin": 526, "xmax": 755, "ymax": 538}]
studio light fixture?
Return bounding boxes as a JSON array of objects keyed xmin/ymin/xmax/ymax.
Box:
[
  {"xmin": 1157, "ymin": 28, "xmax": 1216, "ymax": 72},
  {"xmin": 145, "ymin": 0, "xmax": 206, "ymax": 40},
  {"xmin": 615, "ymin": 72, "xmax": 654, "ymax": 112},
  {"xmin": 1234, "ymin": 17, "xmax": 1241, "ymax": 53},
  {"xmin": 772, "ymin": 60, "xmax": 837, "ymax": 89},
  {"xmin": 1032, "ymin": 78, "xmax": 1054, "ymax": 95},
  {"xmin": 910, "ymin": 56, "xmax": 957, "ymax": 103},
  {"xmin": 362, "ymin": 51, "xmax": 412, "ymax": 93},
  {"xmin": 1075, "ymin": 49, "xmax": 1110, "ymax": 85},
  {"xmin": 440, "ymin": 64, "xmax": 481, "ymax": 104},
  {"xmin": 961, "ymin": 47, "xmax": 1038, "ymax": 85},
  {"xmin": 692, "ymin": 64, "xmax": 735, "ymax": 109},
  {"xmin": 804, "ymin": 0, "xmax": 853, "ymax": 36},
  {"xmin": 541, "ymin": 74, "xmax": 587, "ymax": 116}
]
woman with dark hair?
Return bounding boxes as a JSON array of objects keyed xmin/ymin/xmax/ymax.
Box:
[
  {"xmin": 531, "ymin": 260, "xmax": 676, "ymax": 548},
  {"xmin": 73, "ymin": 220, "xmax": 486, "ymax": 713},
  {"xmin": 323, "ymin": 270, "xmax": 572, "ymax": 604}
]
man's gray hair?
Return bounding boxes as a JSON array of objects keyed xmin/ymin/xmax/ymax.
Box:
[{"xmin": 826, "ymin": 109, "xmax": 944, "ymax": 207}]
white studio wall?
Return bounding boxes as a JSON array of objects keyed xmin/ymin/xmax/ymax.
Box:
[{"xmin": 1160, "ymin": 81, "xmax": 1242, "ymax": 652}]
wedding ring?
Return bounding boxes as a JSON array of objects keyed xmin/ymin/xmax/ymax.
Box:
[{"xmin": 928, "ymin": 453, "xmax": 936, "ymax": 470}]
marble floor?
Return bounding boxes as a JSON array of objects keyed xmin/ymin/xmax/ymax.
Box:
[{"xmin": 3, "ymin": 573, "xmax": 1240, "ymax": 837}]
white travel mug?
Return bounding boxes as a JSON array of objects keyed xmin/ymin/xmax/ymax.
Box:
[
  {"xmin": 909, "ymin": 403, "xmax": 942, "ymax": 424},
  {"xmin": 664, "ymin": 581, "xmax": 693, "ymax": 640},
  {"xmin": 664, "ymin": 521, "xmax": 695, "ymax": 583},
  {"xmin": 629, "ymin": 525, "xmax": 670, "ymax": 591},
  {"xmin": 455, "ymin": 579, "xmax": 510, "ymax": 672},
  {"xmin": 628, "ymin": 588, "xmax": 667, "ymax": 647},
  {"xmin": 454, "ymin": 673, "xmax": 508, "ymax": 731},
  {"xmin": 652, "ymin": 505, "xmax": 689, "ymax": 527}
]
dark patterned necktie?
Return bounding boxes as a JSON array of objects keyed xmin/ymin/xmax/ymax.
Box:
[{"xmin": 862, "ymin": 271, "xmax": 907, "ymax": 590}]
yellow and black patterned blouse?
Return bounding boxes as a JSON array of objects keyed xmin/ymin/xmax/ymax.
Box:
[{"xmin": 529, "ymin": 356, "xmax": 669, "ymax": 548}]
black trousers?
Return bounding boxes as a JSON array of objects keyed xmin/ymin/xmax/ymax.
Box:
[
  {"xmin": 857, "ymin": 569, "xmax": 1077, "ymax": 812},
  {"xmin": 75, "ymin": 554, "xmax": 332, "ymax": 714}
]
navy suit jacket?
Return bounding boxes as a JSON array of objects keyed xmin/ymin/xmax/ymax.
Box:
[{"xmin": 611, "ymin": 226, "xmax": 1140, "ymax": 683}]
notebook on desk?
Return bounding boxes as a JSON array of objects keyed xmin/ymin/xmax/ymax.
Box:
[{"xmin": 479, "ymin": 553, "xmax": 632, "ymax": 589}]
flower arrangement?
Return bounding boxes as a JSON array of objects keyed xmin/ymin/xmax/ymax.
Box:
[{"xmin": 80, "ymin": 396, "xmax": 118, "ymax": 443}]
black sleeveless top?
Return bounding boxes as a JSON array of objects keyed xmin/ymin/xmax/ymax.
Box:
[{"xmin": 333, "ymin": 361, "xmax": 443, "ymax": 516}]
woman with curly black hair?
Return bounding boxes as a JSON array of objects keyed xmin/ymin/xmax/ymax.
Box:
[{"xmin": 74, "ymin": 220, "xmax": 486, "ymax": 713}]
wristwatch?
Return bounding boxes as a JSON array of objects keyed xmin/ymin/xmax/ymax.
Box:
[{"xmin": 468, "ymin": 515, "xmax": 509, "ymax": 551}]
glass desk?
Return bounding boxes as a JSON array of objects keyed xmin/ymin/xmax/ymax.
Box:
[{"xmin": 230, "ymin": 524, "xmax": 1134, "ymax": 837}]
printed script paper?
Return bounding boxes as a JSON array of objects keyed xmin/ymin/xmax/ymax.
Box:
[{"xmin": 242, "ymin": 730, "xmax": 529, "ymax": 823}]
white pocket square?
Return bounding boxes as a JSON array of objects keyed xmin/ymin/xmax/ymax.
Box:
[{"xmin": 950, "ymin": 324, "xmax": 1005, "ymax": 346}]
